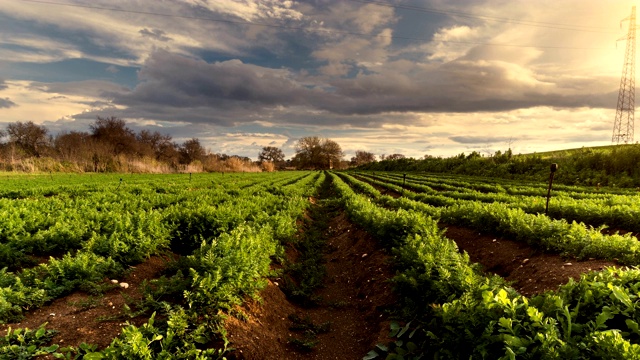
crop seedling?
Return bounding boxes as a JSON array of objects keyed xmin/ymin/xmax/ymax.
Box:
[{"xmin": 287, "ymin": 313, "xmax": 330, "ymax": 353}]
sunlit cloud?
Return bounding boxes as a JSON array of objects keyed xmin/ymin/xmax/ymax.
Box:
[{"xmin": 0, "ymin": 0, "xmax": 634, "ymax": 159}]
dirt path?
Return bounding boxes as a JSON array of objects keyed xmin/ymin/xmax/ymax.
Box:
[
  {"xmin": 441, "ymin": 225, "xmax": 617, "ymax": 297},
  {"xmin": 225, "ymin": 181, "xmax": 396, "ymax": 359}
]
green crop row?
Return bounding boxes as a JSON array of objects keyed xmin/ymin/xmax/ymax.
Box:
[
  {"xmin": 337, "ymin": 172, "xmax": 640, "ymax": 265},
  {"xmin": 0, "ymin": 172, "xmax": 317, "ymax": 322},
  {"xmin": 366, "ymin": 171, "xmax": 639, "ymax": 199},
  {"xmin": 330, "ymin": 172, "xmax": 640, "ymax": 359},
  {"xmin": 1, "ymin": 171, "xmax": 325, "ymax": 358},
  {"xmin": 355, "ymin": 171, "xmax": 640, "ymax": 234}
]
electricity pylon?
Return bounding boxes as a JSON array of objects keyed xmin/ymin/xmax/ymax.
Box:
[{"xmin": 612, "ymin": 6, "xmax": 636, "ymax": 144}]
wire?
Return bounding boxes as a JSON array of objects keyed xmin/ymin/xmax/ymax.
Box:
[{"xmin": 16, "ymin": 0, "xmax": 614, "ymax": 50}]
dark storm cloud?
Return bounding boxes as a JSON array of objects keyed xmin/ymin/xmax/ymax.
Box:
[
  {"xmin": 326, "ymin": 60, "xmax": 619, "ymax": 114},
  {"xmin": 107, "ymin": 49, "xmax": 619, "ymax": 129},
  {"xmin": 0, "ymin": 97, "xmax": 16, "ymax": 108},
  {"xmin": 118, "ymin": 50, "xmax": 324, "ymax": 108}
]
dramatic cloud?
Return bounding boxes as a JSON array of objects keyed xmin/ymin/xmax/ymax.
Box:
[{"xmin": 0, "ymin": 0, "xmax": 633, "ymax": 158}]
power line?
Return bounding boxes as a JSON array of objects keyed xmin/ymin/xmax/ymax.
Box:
[
  {"xmin": 348, "ymin": 0, "xmax": 619, "ymax": 33},
  {"xmin": 17, "ymin": 0, "xmax": 614, "ymax": 50}
]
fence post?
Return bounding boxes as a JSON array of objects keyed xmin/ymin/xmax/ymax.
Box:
[
  {"xmin": 402, "ymin": 173, "xmax": 406, "ymax": 196},
  {"xmin": 545, "ymin": 163, "xmax": 558, "ymax": 215}
]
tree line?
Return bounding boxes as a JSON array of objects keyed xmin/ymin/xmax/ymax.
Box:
[
  {"xmin": 359, "ymin": 145, "xmax": 640, "ymax": 188},
  {"xmin": 0, "ymin": 117, "xmax": 258, "ymax": 173},
  {"xmin": 0, "ymin": 117, "xmax": 384, "ymax": 173}
]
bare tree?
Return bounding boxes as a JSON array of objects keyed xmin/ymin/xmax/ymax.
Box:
[
  {"xmin": 90, "ymin": 116, "xmax": 137, "ymax": 156},
  {"xmin": 54, "ymin": 131, "xmax": 92, "ymax": 163},
  {"xmin": 293, "ymin": 136, "xmax": 343, "ymax": 169},
  {"xmin": 350, "ymin": 150, "xmax": 376, "ymax": 166},
  {"xmin": 6, "ymin": 121, "xmax": 50, "ymax": 157},
  {"xmin": 179, "ymin": 138, "xmax": 206, "ymax": 164},
  {"xmin": 137, "ymin": 130, "xmax": 174, "ymax": 160},
  {"xmin": 258, "ymin": 146, "xmax": 285, "ymax": 163},
  {"xmin": 386, "ymin": 154, "xmax": 406, "ymax": 160}
]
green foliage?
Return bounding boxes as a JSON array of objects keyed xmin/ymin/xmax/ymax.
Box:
[
  {"xmin": 0, "ymin": 171, "xmax": 324, "ymax": 358},
  {"xmin": 348, "ymin": 171, "xmax": 640, "ymax": 265},
  {"xmin": 281, "ymin": 178, "xmax": 335, "ymax": 305},
  {"xmin": 366, "ymin": 322, "xmax": 424, "ymax": 360},
  {"xmin": 0, "ymin": 323, "xmax": 59, "ymax": 359},
  {"xmin": 331, "ymin": 172, "xmax": 640, "ymax": 359},
  {"xmin": 358, "ymin": 144, "xmax": 640, "ymax": 187}
]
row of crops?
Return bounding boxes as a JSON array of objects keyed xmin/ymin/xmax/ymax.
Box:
[
  {"xmin": 1, "ymin": 171, "xmax": 324, "ymax": 358},
  {"xmin": 334, "ymin": 171, "xmax": 640, "ymax": 359},
  {"xmin": 2, "ymin": 170, "xmax": 640, "ymax": 358},
  {"xmin": 341, "ymin": 171, "xmax": 640, "ymax": 264}
]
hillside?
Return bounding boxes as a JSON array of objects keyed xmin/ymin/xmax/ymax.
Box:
[{"xmin": 359, "ymin": 144, "xmax": 640, "ymax": 187}]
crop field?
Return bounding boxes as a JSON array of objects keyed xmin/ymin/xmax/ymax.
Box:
[{"xmin": 1, "ymin": 170, "xmax": 640, "ymax": 359}]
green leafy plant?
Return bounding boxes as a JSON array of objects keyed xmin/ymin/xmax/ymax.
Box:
[{"xmin": 0, "ymin": 323, "xmax": 59, "ymax": 359}]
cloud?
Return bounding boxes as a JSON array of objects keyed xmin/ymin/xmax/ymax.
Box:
[
  {"xmin": 180, "ymin": 0, "xmax": 303, "ymax": 22},
  {"xmin": 0, "ymin": 0, "xmax": 630, "ymax": 159},
  {"xmin": 0, "ymin": 97, "xmax": 16, "ymax": 108},
  {"xmin": 30, "ymin": 80, "xmax": 130, "ymax": 99},
  {"xmin": 99, "ymin": 47, "xmax": 620, "ymax": 134},
  {"xmin": 115, "ymin": 50, "xmax": 320, "ymax": 112},
  {"xmin": 106, "ymin": 65, "xmax": 119, "ymax": 74},
  {"xmin": 139, "ymin": 28, "xmax": 172, "ymax": 42}
]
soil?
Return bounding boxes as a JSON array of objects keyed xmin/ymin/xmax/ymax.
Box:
[
  {"xmin": 225, "ymin": 205, "xmax": 397, "ymax": 359},
  {"xmin": 441, "ymin": 225, "xmax": 618, "ymax": 297},
  {"xmin": 0, "ymin": 254, "xmax": 173, "ymax": 349}
]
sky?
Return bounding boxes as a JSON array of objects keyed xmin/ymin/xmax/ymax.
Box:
[{"xmin": 0, "ymin": 0, "xmax": 637, "ymax": 160}]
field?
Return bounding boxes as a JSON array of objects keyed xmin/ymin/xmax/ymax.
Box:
[{"xmin": 1, "ymin": 171, "xmax": 640, "ymax": 359}]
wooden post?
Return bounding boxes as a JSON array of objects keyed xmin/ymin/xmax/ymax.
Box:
[
  {"xmin": 402, "ymin": 173, "xmax": 406, "ymax": 196},
  {"xmin": 545, "ymin": 163, "xmax": 558, "ymax": 215}
]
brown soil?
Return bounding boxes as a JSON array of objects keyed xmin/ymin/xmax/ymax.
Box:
[
  {"xmin": 442, "ymin": 225, "xmax": 618, "ymax": 297},
  {"xmin": 225, "ymin": 207, "xmax": 396, "ymax": 359},
  {"xmin": 0, "ymin": 254, "xmax": 173, "ymax": 349}
]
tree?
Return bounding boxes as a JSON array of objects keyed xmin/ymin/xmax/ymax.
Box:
[
  {"xmin": 54, "ymin": 131, "xmax": 92, "ymax": 163},
  {"xmin": 137, "ymin": 130, "xmax": 174, "ymax": 160},
  {"xmin": 350, "ymin": 150, "xmax": 376, "ymax": 166},
  {"xmin": 6, "ymin": 121, "xmax": 50, "ymax": 157},
  {"xmin": 386, "ymin": 154, "xmax": 406, "ymax": 160},
  {"xmin": 293, "ymin": 136, "xmax": 343, "ymax": 169},
  {"xmin": 90, "ymin": 116, "xmax": 137, "ymax": 156},
  {"xmin": 179, "ymin": 138, "xmax": 206, "ymax": 164},
  {"xmin": 258, "ymin": 146, "xmax": 285, "ymax": 163}
]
